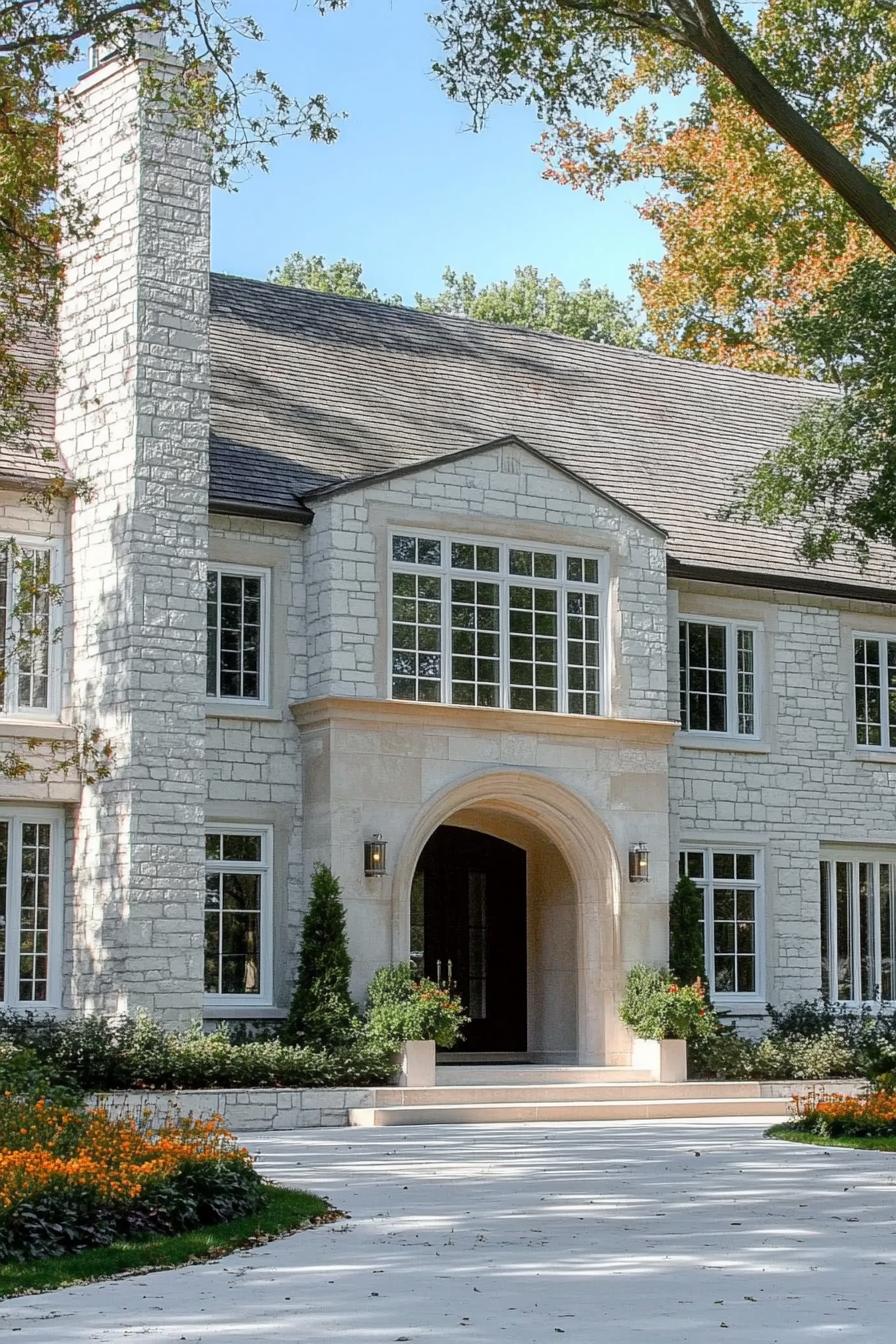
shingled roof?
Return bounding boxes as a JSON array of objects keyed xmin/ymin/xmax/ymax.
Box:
[{"xmin": 209, "ymin": 272, "xmax": 892, "ymax": 599}]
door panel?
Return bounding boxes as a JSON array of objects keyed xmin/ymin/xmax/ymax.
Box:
[{"xmin": 412, "ymin": 825, "xmax": 527, "ymax": 1052}]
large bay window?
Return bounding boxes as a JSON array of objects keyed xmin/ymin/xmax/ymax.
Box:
[
  {"xmin": 204, "ymin": 827, "xmax": 272, "ymax": 1003},
  {"xmin": 679, "ymin": 618, "xmax": 760, "ymax": 738},
  {"xmin": 679, "ymin": 847, "xmax": 763, "ymax": 999},
  {"xmin": 390, "ymin": 532, "xmax": 606, "ymax": 715},
  {"xmin": 0, "ymin": 810, "xmax": 62, "ymax": 1007},
  {"xmin": 0, "ymin": 539, "xmax": 61, "ymax": 718},
  {"xmin": 853, "ymin": 635, "xmax": 896, "ymax": 749},
  {"xmin": 206, "ymin": 566, "xmax": 269, "ymax": 704},
  {"xmin": 820, "ymin": 852, "xmax": 896, "ymax": 1003}
]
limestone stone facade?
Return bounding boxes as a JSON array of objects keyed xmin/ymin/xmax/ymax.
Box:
[{"xmin": 0, "ymin": 48, "xmax": 893, "ymax": 1057}]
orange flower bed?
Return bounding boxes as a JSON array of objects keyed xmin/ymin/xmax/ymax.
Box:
[
  {"xmin": 0, "ymin": 1097, "xmax": 262, "ymax": 1264},
  {"xmin": 791, "ymin": 1088, "xmax": 896, "ymax": 1137}
]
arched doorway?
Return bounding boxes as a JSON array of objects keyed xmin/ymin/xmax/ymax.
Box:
[
  {"xmin": 411, "ymin": 825, "xmax": 528, "ymax": 1053},
  {"xmin": 391, "ymin": 770, "xmax": 626, "ymax": 1065}
]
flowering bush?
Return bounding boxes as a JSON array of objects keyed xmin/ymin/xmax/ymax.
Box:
[
  {"xmin": 0, "ymin": 1097, "xmax": 263, "ymax": 1263},
  {"xmin": 788, "ymin": 1089, "xmax": 896, "ymax": 1138},
  {"xmin": 618, "ymin": 965, "xmax": 716, "ymax": 1041},
  {"xmin": 365, "ymin": 964, "xmax": 468, "ymax": 1049}
]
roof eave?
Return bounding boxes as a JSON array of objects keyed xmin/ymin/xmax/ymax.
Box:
[{"xmin": 668, "ymin": 557, "xmax": 895, "ymax": 605}]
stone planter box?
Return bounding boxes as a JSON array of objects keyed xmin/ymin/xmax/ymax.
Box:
[
  {"xmin": 393, "ymin": 1040, "xmax": 436, "ymax": 1088},
  {"xmin": 632, "ymin": 1037, "xmax": 688, "ymax": 1082}
]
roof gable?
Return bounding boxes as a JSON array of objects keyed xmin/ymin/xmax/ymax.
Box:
[{"xmin": 301, "ymin": 433, "xmax": 668, "ymax": 538}]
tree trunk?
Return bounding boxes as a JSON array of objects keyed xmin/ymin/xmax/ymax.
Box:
[{"xmin": 691, "ymin": 16, "xmax": 896, "ymax": 255}]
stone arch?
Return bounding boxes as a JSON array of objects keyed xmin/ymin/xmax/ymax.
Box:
[{"xmin": 390, "ymin": 769, "xmax": 627, "ymax": 1065}]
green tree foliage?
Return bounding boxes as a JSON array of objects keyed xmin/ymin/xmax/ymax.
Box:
[
  {"xmin": 270, "ymin": 252, "xmax": 402, "ymax": 303},
  {"xmin": 668, "ymin": 875, "xmax": 707, "ymax": 986},
  {"xmin": 284, "ymin": 864, "xmax": 356, "ymax": 1050},
  {"xmin": 416, "ymin": 265, "xmax": 645, "ymax": 345},
  {"xmin": 273, "ymin": 252, "xmax": 644, "ymax": 345},
  {"xmin": 729, "ymin": 259, "xmax": 896, "ymax": 564}
]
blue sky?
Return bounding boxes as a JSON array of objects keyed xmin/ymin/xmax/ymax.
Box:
[{"xmin": 211, "ymin": 0, "xmax": 662, "ymax": 303}]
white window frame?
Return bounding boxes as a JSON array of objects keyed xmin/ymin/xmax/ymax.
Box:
[
  {"xmin": 678, "ymin": 616, "xmax": 762, "ymax": 740},
  {"xmin": 0, "ymin": 537, "xmax": 63, "ymax": 720},
  {"xmin": 388, "ymin": 529, "xmax": 610, "ymax": 716},
  {"xmin": 852, "ymin": 633, "xmax": 896, "ymax": 751},
  {"xmin": 206, "ymin": 564, "xmax": 271, "ymax": 707},
  {"xmin": 679, "ymin": 844, "xmax": 765, "ymax": 1006},
  {"xmin": 203, "ymin": 823, "xmax": 273, "ymax": 1009},
  {"xmin": 0, "ymin": 807, "xmax": 64, "ymax": 1010},
  {"xmin": 819, "ymin": 849, "xmax": 896, "ymax": 1006}
]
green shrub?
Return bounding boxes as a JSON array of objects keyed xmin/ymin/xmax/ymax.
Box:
[
  {"xmin": 668, "ymin": 875, "xmax": 706, "ymax": 986},
  {"xmin": 619, "ymin": 965, "xmax": 715, "ymax": 1042},
  {"xmin": 689, "ymin": 1001, "xmax": 896, "ymax": 1081},
  {"xmin": 0, "ymin": 1013, "xmax": 394, "ymax": 1093},
  {"xmin": 283, "ymin": 864, "xmax": 358, "ymax": 1050},
  {"xmin": 365, "ymin": 963, "xmax": 468, "ymax": 1049}
]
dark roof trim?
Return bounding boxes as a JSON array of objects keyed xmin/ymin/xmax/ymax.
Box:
[
  {"xmin": 300, "ymin": 435, "xmax": 669, "ymax": 539},
  {"xmin": 668, "ymin": 558, "xmax": 896, "ymax": 605},
  {"xmin": 209, "ymin": 497, "xmax": 314, "ymax": 525}
]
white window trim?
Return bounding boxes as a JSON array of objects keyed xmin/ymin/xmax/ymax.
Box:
[
  {"xmin": 678, "ymin": 617, "xmax": 763, "ymax": 741},
  {"xmin": 388, "ymin": 529, "xmax": 610, "ymax": 717},
  {"xmin": 852, "ymin": 632, "xmax": 896, "ymax": 752},
  {"xmin": 0, "ymin": 537, "xmax": 63, "ymax": 721},
  {"xmin": 0, "ymin": 806, "xmax": 64, "ymax": 1011},
  {"xmin": 203, "ymin": 822, "xmax": 274, "ymax": 1008},
  {"xmin": 820, "ymin": 847, "xmax": 896, "ymax": 1007},
  {"xmin": 680, "ymin": 844, "xmax": 766, "ymax": 1007},
  {"xmin": 206, "ymin": 563, "xmax": 271, "ymax": 708}
]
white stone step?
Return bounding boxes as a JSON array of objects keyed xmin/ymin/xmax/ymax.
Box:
[
  {"xmin": 435, "ymin": 1066, "xmax": 653, "ymax": 1085},
  {"xmin": 348, "ymin": 1095, "xmax": 792, "ymax": 1127},
  {"xmin": 371, "ymin": 1080, "xmax": 768, "ymax": 1105}
]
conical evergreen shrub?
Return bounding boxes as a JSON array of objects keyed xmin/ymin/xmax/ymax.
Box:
[
  {"xmin": 284, "ymin": 863, "xmax": 356, "ymax": 1049},
  {"xmin": 669, "ymin": 873, "xmax": 707, "ymax": 987}
]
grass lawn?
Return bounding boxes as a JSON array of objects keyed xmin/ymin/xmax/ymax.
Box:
[
  {"xmin": 767, "ymin": 1124, "xmax": 896, "ymax": 1153},
  {"xmin": 0, "ymin": 1184, "xmax": 336, "ymax": 1299}
]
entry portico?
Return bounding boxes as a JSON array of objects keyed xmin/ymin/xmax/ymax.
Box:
[{"xmin": 292, "ymin": 695, "xmax": 676, "ymax": 1066}]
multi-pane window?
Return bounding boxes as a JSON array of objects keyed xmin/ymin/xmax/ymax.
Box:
[
  {"xmin": 820, "ymin": 854, "xmax": 896, "ymax": 1003},
  {"xmin": 390, "ymin": 533, "xmax": 606, "ymax": 715},
  {"xmin": 679, "ymin": 619, "xmax": 759, "ymax": 737},
  {"xmin": 679, "ymin": 848, "xmax": 762, "ymax": 997},
  {"xmin": 854, "ymin": 635, "xmax": 896, "ymax": 749},
  {"xmin": 0, "ymin": 541, "xmax": 59, "ymax": 717},
  {"xmin": 0, "ymin": 812, "xmax": 60, "ymax": 1006},
  {"xmin": 204, "ymin": 828, "xmax": 271, "ymax": 1000},
  {"xmin": 206, "ymin": 567, "xmax": 268, "ymax": 702}
]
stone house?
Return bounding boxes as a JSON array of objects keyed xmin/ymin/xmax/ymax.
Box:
[{"xmin": 1, "ymin": 48, "xmax": 894, "ymax": 1065}]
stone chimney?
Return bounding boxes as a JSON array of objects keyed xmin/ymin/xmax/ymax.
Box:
[{"xmin": 56, "ymin": 46, "xmax": 211, "ymax": 1022}]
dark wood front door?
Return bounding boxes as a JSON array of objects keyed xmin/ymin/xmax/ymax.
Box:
[{"xmin": 411, "ymin": 825, "xmax": 527, "ymax": 1053}]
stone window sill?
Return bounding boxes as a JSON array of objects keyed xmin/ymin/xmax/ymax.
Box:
[
  {"xmin": 0, "ymin": 718, "xmax": 73, "ymax": 741},
  {"xmin": 202, "ymin": 1004, "xmax": 287, "ymax": 1020},
  {"xmin": 677, "ymin": 734, "xmax": 770, "ymax": 754},
  {"xmin": 854, "ymin": 749, "xmax": 896, "ymax": 766},
  {"xmin": 206, "ymin": 701, "xmax": 282, "ymax": 723},
  {"xmin": 713, "ymin": 997, "xmax": 766, "ymax": 1014}
]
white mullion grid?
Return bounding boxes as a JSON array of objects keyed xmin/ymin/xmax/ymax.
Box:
[
  {"xmin": 683, "ymin": 844, "xmax": 762, "ymax": 1000},
  {"xmin": 0, "ymin": 809, "xmax": 63, "ymax": 1009},
  {"xmin": 207, "ymin": 565, "xmax": 269, "ymax": 705},
  {"xmin": 204, "ymin": 824, "xmax": 273, "ymax": 1006},
  {"xmin": 5, "ymin": 819, "xmax": 20, "ymax": 1008},
  {"xmin": 725, "ymin": 623, "xmax": 737, "ymax": 737},
  {"xmin": 1, "ymin": 539, "xmax": 61, "ymax": 719},
  {"xmin": 212, "ymin": 569, "xmax": 223, "ymax": 700},
  {"xmin": 390, "ymin": 530, "xmax": 606, "ymax": 715},
  {"xmin": 822, "ymin": 852, "xmax": 896, "ymax": 1005},
  {"xmin": 679, "ymin": 617, "xmax": 761, "ymax": 739}
]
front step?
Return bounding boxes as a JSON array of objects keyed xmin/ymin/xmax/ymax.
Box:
[
  {"xmin": 373, "ymin": 1080, "xmax": 771, "ymax": 1105},
  {"xmin": 348, "ymin": 1094, "xmax": 791, "ymax": 1127},
  {"xmin": 434, "ymin": 1066, "xmax": 653, "ymax": 1085}
]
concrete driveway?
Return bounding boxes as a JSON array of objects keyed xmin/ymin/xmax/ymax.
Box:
[{"xmin": 2, "ymin": 1118, "xmax": 895, "ymax": 1342}]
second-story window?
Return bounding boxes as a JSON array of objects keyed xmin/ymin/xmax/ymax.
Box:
[
  {"xmin": 206, "ymin": 566, "xmax": 269, "ymax": 703},
  {"xmin": 0, "ymin": 539, "xmax": 61, "ymax": 718},
  {"xmin": 679, "ymin": 618, "xmax": 760, "ymax": 738},
  {"xmin": 390, "ymin": 533, "xmax": 606, "ymax": 716},
  {"xmin": 854, "ymin": 634, "xmax": 896, "ymax": 749}
]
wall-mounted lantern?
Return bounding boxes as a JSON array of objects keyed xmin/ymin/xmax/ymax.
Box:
[
  {"xmin": 628, "ymin": 841, "xmax": 649, "ymax": 883},
  {"xmin": 364, "ymin": 833, "xmax": 388, "ymax": 877}
]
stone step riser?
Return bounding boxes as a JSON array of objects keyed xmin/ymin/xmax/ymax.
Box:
[
  {"xmin": 373, "ymin": 1081, "xmax": 769, "ymax": 1105},
  {"xmin": 435, "ymin": 1068, "xmax": 653, "ymax": 1084},
  {"xmin": 349, "ymin": 1097, "xmax": 792, "ymax": 1127}
]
